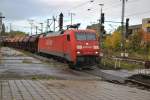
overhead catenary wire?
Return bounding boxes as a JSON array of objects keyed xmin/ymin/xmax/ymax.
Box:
[
  {"xmin": 71, "ymin": 0, "xmax": 94, "ymax": 10},
  {"xmin": 126, "ymin": 10, "xmax": 150, "ymax": 17},
  {"xmin": 6, "ymin": 0, "xmax": 145, "ymax": 34}
]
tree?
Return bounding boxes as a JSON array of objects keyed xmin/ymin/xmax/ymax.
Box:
[
  {"xmin": 11, "ymin": 31, "xmax": 26, "ymax": 37},
  {"xmin": 114, "ymin": 26, "xmax": 122, "ymax": 33},
  {"xmin": 111, "ymin": 32, "xmax": 122, "ymax": 50},
  {"xmin": 103, "ymin": 31, "xmax": 122, "ymax": 52},
  {"xmin": 5, "ymin": 31, "xmax": 27, "ymax": 38},
  {"xmin": 128, "ymin": 32, "xmax": 142, "ymax": 51},
  {"xmin": 104, "ymin": 35, "xmax": 112, "ymax": 49}
]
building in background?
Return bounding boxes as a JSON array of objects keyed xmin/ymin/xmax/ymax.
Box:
[
  {"xmin": 142, "ymin": 18, "xmax": 150, "ymax": 42},
  {"xmin": 128, "ymin": 18, "xmax": 150, "ymax": 42},
  {"xmin": 128, "ymin": 24, "xmax": 141, "ymax": 34},
  {"xmin": 87, "ymin": 23, "xmax": 107, "ymax": 38},
  {"xmin": 87, "ymin": 23, "xmax": 100, "ymax": 36}
]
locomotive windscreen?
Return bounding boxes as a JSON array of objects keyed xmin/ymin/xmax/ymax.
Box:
[{"xmin": 75, "ymin": 32, "xmax": 96, "ymax": 40}]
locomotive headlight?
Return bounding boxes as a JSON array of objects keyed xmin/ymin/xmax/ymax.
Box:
[
  {"xmin": 95, "ymin": 51, "xmax": 99, "ymax": 54},
  {"xmin": 93, "ymin": 46, "xmax": 99, "ymax": 49},
  {"xmin": 77, "ymin": 45, "xmax": 82, "ymax": 49},
  {"xmin": 77, "ymin": 51, "xmax": 80, "ymax": 54}
]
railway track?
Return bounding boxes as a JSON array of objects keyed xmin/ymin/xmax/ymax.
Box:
[
  {"xmin": 32, "ymin": 53, "xmax": 150, "ymax": 91},
  {"xmin": 83, "ymin": 66, "xmax": 150, "ymax": 91},
  {"xmin": 126, "ymin": 79, "xmax": 150, "ymax": 91},
  {"xmin": 14, "ymin": 48, "xmax": 150, "ymax": 91},
  {"xmin": 126, "ymin": 74, "xmax": 150, "ymax": 91},
  {"xmin": 127, "ymin": 79, "xmax": 150, "ymax": 88}
]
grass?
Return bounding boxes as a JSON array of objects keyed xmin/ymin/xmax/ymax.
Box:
[{"xmin": 106, "ymin": 50, "xmax": 150, "ymax": 60}]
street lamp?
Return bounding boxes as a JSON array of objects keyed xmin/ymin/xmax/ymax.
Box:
[
  {"xmin": 99, "ymin": 4, "xmax": 104, "ymax": 14},
  {"xmin": 90, "ymin": 0, "xmax": 94, "ymax": 3}
]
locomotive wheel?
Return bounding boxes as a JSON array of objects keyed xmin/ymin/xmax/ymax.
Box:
[
  {"xmin": 68, "ymin": 63, "xmax": 76, "ymax": 69},
  {"xmin": 68, "ymin": 62, "xmax": 82, "ymax": 70}
]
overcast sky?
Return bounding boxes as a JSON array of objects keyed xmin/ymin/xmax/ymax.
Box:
[{"xmin": 0, "ymin": 0, "xmax": 150, "ymax": 34}]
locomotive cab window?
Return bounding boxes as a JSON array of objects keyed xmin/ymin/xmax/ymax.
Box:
[
  {"xmin": 76, "ymin": 33, "xmax": 86, "ymax": 40},
  {"xmin": 86, "ymin": 33, "xmax": 96, "ymax": 40},
  {"xmin": 67, "ymin": 34, "xmax": 70, "ymax": 41},
  {"xmin": 76, "ymin": 32, "xmax": 96, "ymax": 40}
]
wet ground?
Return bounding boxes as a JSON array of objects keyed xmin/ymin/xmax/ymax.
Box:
[
  {"xmin": 0, "ymin": 47, "xmax": 150, "ymax": 100},
  {"xmin": 1, "ymin": 80, "xmax": 150, "ymax": 100},
  {"xmin": 0, "ymin": 47, "xmax": 99, "ymax": 80}
]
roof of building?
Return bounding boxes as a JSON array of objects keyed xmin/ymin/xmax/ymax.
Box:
[{"xmin": 129, "ymin": 24, "xmax": 142, "ymax": 29}]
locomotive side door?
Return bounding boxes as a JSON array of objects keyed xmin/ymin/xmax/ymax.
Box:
[{"xmin": 63, "ymin": 34, "xmax": 71, "ymax": 61}]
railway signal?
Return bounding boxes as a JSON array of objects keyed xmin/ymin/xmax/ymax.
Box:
[
  {"xmin": 59, "ymin": 13, "xmax": 64, "ymax": 31},
  {"xmin": 101, "ymin": 25, "xmax": 106, "ymax": 36},
  {"xmin": 99, "ymin": 3, "xmax": 104, "ymax": 51},
  {"xmin": 101, "ymin": 13, "xmax": 105, "ymax": 24},
  {"xmin": 125, "ymin": 18, "xmax": 129, "ymax": 38}
]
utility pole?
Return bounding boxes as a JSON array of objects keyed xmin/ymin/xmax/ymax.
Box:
[
  {"xmin": 28, "ymin": 19, "xmax": 34, "ymax": 35},
  {"xmin": 121, "ymin": 0, "xmax": 127, "ymax": 57},
  {"xmin": 9, "ymin": 23, "xmax": 12, "ymax": 32},
  {"xmin": 0, "ymin": 12, "xmax": 5, "ymax": 48},
  {"xmin": 46, "ymin": 19, "xmax": 52, "ymax": 32},
  {"xmin": 69, "ymin": 12, "xmax": 75, "ymax": 25},
  {"xmin": 0, "ymin": 12, "xmax": 5, "ymax": 35},
  {"xmin": 39, "ymin": 23, "xmax": 43, "ymax": 33},
  {"xmin": 53, "ymin": 16, "xmax": 56, "ymax": 32},
  {"xmin": 35, "ymin": 26, "xmax": 38, "ymax": 35}
]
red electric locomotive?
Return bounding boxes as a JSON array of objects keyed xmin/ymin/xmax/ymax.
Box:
[
  {"xmin": 38, "ymin": 29, "xmax": 100, "ymax": 68},
  {"xmin": 2, "ymin": 13, "xmax": 101, "ymax": 69}
]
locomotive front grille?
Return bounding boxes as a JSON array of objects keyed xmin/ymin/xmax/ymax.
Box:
[{"xmin": 77, "ymin": 56, "xmax": 99, "ymax": 65}]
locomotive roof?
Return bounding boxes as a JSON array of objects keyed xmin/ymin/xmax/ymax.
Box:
[
  {"xmin": 70, "ymin": 29, "xmax": 96, "ymax": 33},
  {"xmin": 41, "ymin": 29, "xmax": 96, "ymax": 38},
  {"xmin": 48, "ymin": 29, "xmax": 95, "ymax": 34}
]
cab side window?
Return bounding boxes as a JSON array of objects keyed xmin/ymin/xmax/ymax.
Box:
[{"xmin": 67, "ymin": 34, "xmax": 70, "ymax": 41}]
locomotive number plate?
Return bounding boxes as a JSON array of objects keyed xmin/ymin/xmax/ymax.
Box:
[{"xmin": 82, "ymin": 46, "xmax": 92, "ymax": 48}]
